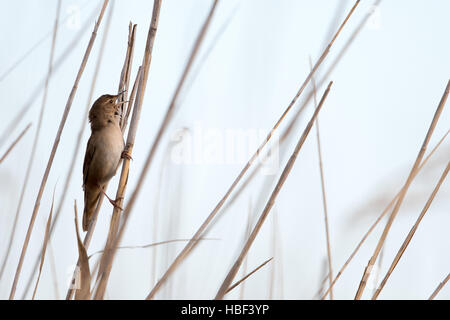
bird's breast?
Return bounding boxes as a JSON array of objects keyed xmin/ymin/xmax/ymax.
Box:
[{"xmin": 89, "ymin": 125, "xmax": 124, "ymax": 184}]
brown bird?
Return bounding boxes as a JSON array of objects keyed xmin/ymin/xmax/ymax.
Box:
[{"xmin": 82, "ymin": 93, "xmax": 126, "ymax": 231}]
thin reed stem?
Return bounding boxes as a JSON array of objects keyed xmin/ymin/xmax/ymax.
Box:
[
  {"xmin": 97, "ymin": 0, "xmax": 220, "ymax": 300},
  {"xmin": 215, "ymin": 0, "xmax": 382, "ymax": 224},
  {"xmin": 372, "ymin": 161, "xmax": 450, "ymax": 299},
  {"xmin": 147, "ymin": 1, "xmax": 360, "ymax": 300},
  {"xmin": 0, "ymin": 123, "xmax": 31, "ymax": 164},
  {"xmin": 9, "ymin": 0, "xmax": 109, "ymax": 300},
  {"xmin": 0, "ymin": 2, "xmax": 102, "ymax": 149},
  {"xmin": 429, "ymin": 273, "xmax": 450, "ymax": 300},
  {"xmin": 1, "ymin": 0, "xmax": 60, "ymax": 285},
  {"xmin": 88, "ymin": 238, "xmax": 218, "ymax": 260},
  {"xmin": 93, "ymin": 21, "xmax": 137, "ymax": 299},
  {"xmin": 121, "ymin": 66, "xmax": 141, "ymax": 133},
  {"xmin": 215, "ymin": 82, "xmax": 333, "ymax": 300},
  {"xmin": 73, "ymin": 201, "xmax": 91, "ymax": 300},
  {"xmin": 281, "ymin": 0, "xmax": 383, "ymax": 151},
  {"xmin": 21, "ymin": 1, "xmax": 114, "ymax": 299},
  {"xmin": 118, "ymin": 23, "xmax": 137, "ymax": 130},
  {"xmin": 225, "ymin": 258, "xmax": 273, "ymax": 295},
  {"xmin": 93, "ymin": 0, "xmax": 162, "ymax": 299},
  {"xmin": 0, "ymin": 0, "xmax": 62, "ymax": 281},
  {"xmin": 321, "ymin": 129, "xmax": 450, "ymax": 299},
  {"xmin": 354, "ymin": 80, "xmax": 450, "ymax": 299},
  {"xmin": 310, "ymin": 56, "xmax": 334, "ymax": 300}
]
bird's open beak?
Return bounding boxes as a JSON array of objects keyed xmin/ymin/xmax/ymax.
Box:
[
  {"xmin": 116, "ymin": 100, "xmax": 128, "ymax": 106},
  {"xmin": 113, "ymin": 90, "xmax": 128, "ymax": 105},
  {"xmin": 115, "ymin": 89, "xmax": 127, "ymax": 98}
]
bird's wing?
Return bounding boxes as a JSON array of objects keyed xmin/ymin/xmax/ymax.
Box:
[{"xmin": 83, "ymin": 135, "xmax": 96, "ymax": 188}]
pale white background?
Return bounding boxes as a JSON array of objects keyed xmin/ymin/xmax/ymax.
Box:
[{"xmin": 0, "ymin": 0, "xmax": 449, "ymax": 299}]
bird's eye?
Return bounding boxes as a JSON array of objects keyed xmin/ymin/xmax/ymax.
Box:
[{"xmin": 109, "ymin": 99, "xmax": 114, "ymax": 103}]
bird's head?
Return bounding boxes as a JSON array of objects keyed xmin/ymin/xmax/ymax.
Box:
[{"xmin": 89, "ymin": 92, "xmax": 126, "ymax": 130}]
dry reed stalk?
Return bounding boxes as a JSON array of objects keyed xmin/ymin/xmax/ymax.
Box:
[
  {"xmin": 118, "ymin": 23, "xmax": 137, "ymax": 130},
  {"xmin": 92, "ymin": 69, "xmax": 143, "ymax": 299},
  {"xmin": 93, "ymin": 0, "xmax": 163, "ymax": 299},
  {"xmin": 429, "ymin": 273, "xmax": 450, "ymax": 300},
  {"xmin": 149, "ymin": 3, "xmax": 228, "ymax": 300},
  {"xmin": 93, "ymin": 23, "xmax": 137, "ymax": 291},
  {"xmin": 31, "ymin": 189, "xmax": 55, "ymax": 299},
  {"xmin": 310, "ymin": 57, "xmax": 334, "ymax": 300},
  {"xmin": 196, "ymin": 1, "xmax": 380, "ymax": 246},
  {"xmin": 0, "ymin": 2, "xmax": 102, "ymax": 149},
  {"xmin": 215, "ymin": 82, "xmax": 333, "ymax": 300},
  {"xmin": 321, "ymin": 1, "xmax": 349, "ymax": 49},
  {"xmin": 8, "ymin": 0, "xmax": 109, "ymax": 300},
  {"xmin": 25, "ymin": 4, "xmax": 114, "ymax": 296},
  {"xmin": 281, "ymin": 0, "xmax": 382, "ymax": 148},
  {"xmin": 147, "ymin": 2, "xmax": 361, "ymax": 300},
  {"xmin": 372, "ymin": 161, "xmax": 450, "ymax": 299},
  {"xmin": 118, "ymin": 22, "xmax": 133, "ymax": 89},
  {"xmin": 96, "ymin": 0, "xmax": 220, "ymax": 300},
  {"xmin": 20, "ymin": 2, "xmax": 114, "ymax": 299},
  {"xmin": 0, "ymin": 0, "xmax": 60, "ymax": 283},
  {"xmin": 215, "ymin": 0, "xmax": 382, "ymax": 222},
  {"xmin": 225, "ymin": 258, "xmax": 273, "ymax": 295},
  {"xmin": 52, "ymin": 0, "xmax": 114, "ymax": 239},
  {"xmin": 66, "ymin": 197, "xmax": 105, "ymax": 300},
  {"xmin": 1, "ymin": 4, "xmax": 62, "ymax": 283},
  {"xmin": 354, "ymin": 80, "xmax": 450, "ymax": 300},
  {"xmin": 121, "ymin": 66, "xmax": 141, "ymax": 133},
  {"xmin": 321, "ymin": 129, "xmax": 450, "ymax": 299},
  {"xmin": 88, "ymin": 237, "xmax": 216, "ymax": 295},
  {"xmin": 73, "ymin": 201, "xmax": 91, "ymax": 300},
  {"xmin": 324, "ymin": 200, "xmax": 395, "ymax": 299},
  {"xmin": 65, "ymin": 8, "xmax": 135, "ymax": 301},
  {"xmin": 0, "ymin": 123, "xmax": 32, "ymax": 164},
  {"xmin": 88, "ymin": 238, "xmax": 218, "ymax": 259}
]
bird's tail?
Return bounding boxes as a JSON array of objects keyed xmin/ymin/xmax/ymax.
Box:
[{"xmin": 83, "ymin": 185, "xmax": 101, "ymax": 232}]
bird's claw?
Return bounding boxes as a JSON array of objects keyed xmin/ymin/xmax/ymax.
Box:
[
  {"xmin": 107, "ymin": 197, "xmax": 123, "ymax": 211},
  {"xmin": 100, "ymin": 188, "xmax": 124, "ymax": 211},
  {"xmin": 121, "ymin": 150, "xmax": 133, "ymax": 161}
]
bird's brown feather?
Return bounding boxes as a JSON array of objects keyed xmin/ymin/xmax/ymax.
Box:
[{"xmin": 82, "ymin": 93, "xmax": 124, "ymax": 232}]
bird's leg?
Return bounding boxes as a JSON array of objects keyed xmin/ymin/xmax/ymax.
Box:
[{"xmin": 99, "ymin": 187, "xmax": 123, "ymax": 211}]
